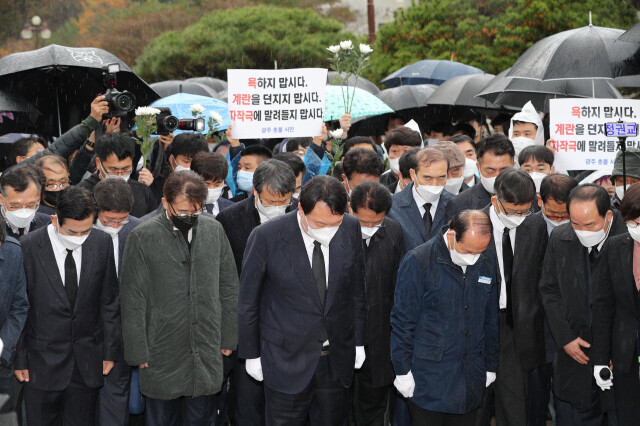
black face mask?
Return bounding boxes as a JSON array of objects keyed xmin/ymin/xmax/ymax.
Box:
[
  {"xmin": 170, "ymin": 214, "xmax": 198, "ymax": 233},
  {"xmin": 43, "ymin": 190, "xmax": 60, "ymax": 207}
]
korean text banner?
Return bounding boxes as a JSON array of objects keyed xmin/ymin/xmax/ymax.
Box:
[
  {"xmin": 227, "ymin": 68, "xmax": 327, "ymax": 139},
  {"xmin": 550, "ymin": 98, "xmax": 640, "ymax": 170}
]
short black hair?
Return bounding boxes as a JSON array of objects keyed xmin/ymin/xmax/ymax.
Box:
[
  {"xmin": 513, "ymin": 120, "xmax": 538, "ymax": 130},
  {"xmin": 8, "ymin": 136, "xmax": 47, "ymax": 167},
  {"xmin": 384, "ymin": 126, "xmax": 422, "ymax": 152},
  {"xmin": 453, "ymin": 122, "xmax": 476, "ymax": 140},
  {"xmin": 491, "ymin": 113, "xmax": 512, "ymax": 133},
  {"xmin": 477, "ymin": 134, "xmax": 515, "ymax": 160},
  {"xmin": 494, "ymin": 168, "xmax": 536, "ymax": 205},
  {"xmin": 241, "ymin": 144, "xmax": 273, "ymax": 162},
  {"xmin": 274, "ymin": 152, "xmax": 306, "ymax": 177},
  {"xmin": 163, "ymin": 170, "xmax": 208, "ymax": 206},
  {"xmin": 299, "ymin": 175, "xmax": 348, "ymax": 215},
  {"xmin": 342, "ymin": 148, "xmax": 385, "ymax": 180},
  {"xmin": 540, "ymin": 174, "xmax": 577, "ymax": 204},
  {"xmin": 343, "ymin": 137, "xmax": 377, "ymax": 155},
  {"xmin": 430, "ymin": 122, "xmax": 454, "ymax": 136},
  {"xmin": 350, "ymin": 181, "xmax": 392, "ymax": 214},
  {"xmin": 253, "ymin": 159, "xmax": 296, "ymax": 196},
  {"xmin": 620, "ymin": 183, "xmax": 640, "ymax": 221},
  {"xmin": 190, "ymin": 152, "xmax": 228, "ymax": 183},
  {"xmin": 567, "ymin": 184, "xmax": 611, "ymax": 218},
  {"xmin": 285, "ymin": 137, "xmax": 311, "ymax": 153},
  {"xmin": 56, "ymin": 186, "xmax": 95, "ymax": 226},
  {"xmin": 171, "ymin": 133, "xmax": 208, "ymax": 159},
  {"xmin": 94, "ymin": 178, "xmax": 134, "ymax": 213},
  {"xmin": 518, "ymin": 145, "xmax": 554, "ymax": 167},
  {"xmin": 449, "ymin": 210, "xmax": 492, "ymax": 242},
  {"xmin": 449, "ymin": 134, "xmax": 476, "ymax": 153},
  {"xmin": 399, "ymin": 147, "xmax": 421, "ymax": 179},
  {"xmin": 0, "ymin": 163, "xmax": 42, "ymax": 195},
  {"xmin": 95, "ymin": 133, "xmax": 135, "ymax": 162}
]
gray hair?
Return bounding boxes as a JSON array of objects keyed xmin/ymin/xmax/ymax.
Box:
[{"xmin": 253, "ymin": 159, "xmax": 296, "ymax": 196}]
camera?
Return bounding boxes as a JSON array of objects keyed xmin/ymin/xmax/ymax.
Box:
[
  {"xmin": 155, "ymin": 107, "xmax": 179, "ymax": 136},
  {"xmin": 102, "ymin": 63, "xmax": 136, "ymax": 119},
  {"xmin": 178, "ymin": 118, "xmax": 205, "ymax": 132}
]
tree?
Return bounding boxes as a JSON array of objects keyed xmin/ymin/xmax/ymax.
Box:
[
  {"xmin": 366, "ymin": 0, "xmax": 638, "ymax": 85},
  {"xmin": 135, "ymin": 6, "xmax": 358, "ymax": 82}
]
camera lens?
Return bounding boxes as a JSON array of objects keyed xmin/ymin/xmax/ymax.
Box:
[
  {"xmin": 164, "ymin": 115, "xmax": 178, "ymax": 131},
  {"xmin": 116, "ymin": 93, "xmax": 134, "ymax": 112}
]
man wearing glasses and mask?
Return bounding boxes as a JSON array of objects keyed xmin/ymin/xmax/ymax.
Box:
[{"xmin": 120, "ymin": 170, "xmax": 238, "ymax": 426}]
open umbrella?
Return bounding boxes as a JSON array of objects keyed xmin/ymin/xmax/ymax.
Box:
[
  {"xmin": 0, "ymin": 90, "xmax": 41, "ymax": 134},
  {"xmin": 507, "ymin": 20, "xmax": 639, "ymax": 81},
  {"xmin": 324, "ymin": 85, "xmax": 393, "ymax": 122},
  {"xmin": 150, "ymin": 80, "xmax": 219, "ymax": 99},
  {"xmin": 150, "ymin": 93, "xmax": 230, "ymax": 135},
  {"xmin": 186, "ymin": 77, "xmax": 228, "ymax": 93},
  {"xmin": 0, "ymin": 44, "xmax": 159, "ymax": 138},
  {"xmin": 426, "ymin": 74, "xmax": 503, "ymax": 109},
  {"xmin": 618, "ymin": 21, "xmax": 640, "ymax": 43},
  {"xmin": 477, "ymin": 69, "xmax": 622, "ymax": 112},
  {"xmin": 381, "ymin": 60, "xmax": 483, "ymax": 88},
  {"xmin": 327, "ymin": 71, "xmax": 379, "ymax": 95}
]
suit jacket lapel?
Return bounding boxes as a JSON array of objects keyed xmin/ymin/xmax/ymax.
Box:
[
  {"xmin": 75, "ymin": 236, "xmax": 94, "ymax": 312},
  {"xmin": 400, "ymin": 184, "xmax": 427, "ymax": 241},
  {"xmin": 36, "ymin": 233, "xmax": 71, "ymax": 310}
]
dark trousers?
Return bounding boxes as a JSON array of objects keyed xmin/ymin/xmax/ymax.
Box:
[
  {"xmin": 474, "ymin": 383, "xmax": 494, "ymax": 426},
  {"xmin": 554, "ymin": 380, "xmax": 603, "ymax": 426},
  {"xmin": 408, "ymin": 400, "xmax": 478, "ymax": 426},
  {"xmin": 264, "ymin": 353, "xmax": 349, "ymax": 426},
  {"xmin": 0, "ymin": 362, "xmax": 15, "ymax": 413},
  {"xmin": 98, "ymin": 344, "xmax": 132, "ymax": 426},
  {"xmin": 24, "ymin": 361, "xmax": 99, "ymax": 426},
  {"xmin": 233, "ymin": 354, "xmax": 265, "ymax": 426},
  {"xmin": 145, "ymin": 394, "xmax": 217, "ymax": 426},
  {"xmin": 352, "ymin": 355, "xmax": 390, "ymax": 426},
  {"xmin": 613, "ymin": 365, "xmax": 640, "ymax": 426},
  {"xmin": 494, "ymin": 313, "xmax": 527, "ymax": 426},
  {"xmin": 526, "ymin": 362, "xmax": 553, "ymax": 426}
]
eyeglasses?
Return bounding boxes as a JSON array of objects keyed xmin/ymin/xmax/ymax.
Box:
[
  {"xmin": 498, "ymin": 200, "xmax": 532, "ymax": 218},
  {"xmin": 169, "ymin": 203, "xmax": 203, "ymax": 217},
  {"xmin": 101, "ymin": 163, "xmax": 132, "ymax": 176},
  {"xmin": 258, "ymin": 195, "xmax": 291, "ymax": 208},
  {"xmin": 4, "ymin": 201, "xmax": 39, "ymax": 211},
  {"xmin": 45, "ymin": 180, "xmax": 69, "ymax": 191},
  {"xmin": 101, "ymin": 218, "xmax": 130, "ymax": 226},
  {"xmin": 627, "ymin": 219, "xmax": 640, "ymax": 228}
]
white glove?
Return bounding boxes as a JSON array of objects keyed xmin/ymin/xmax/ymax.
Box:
[
  {"xmin": 245, "ymin": 357, "xmax": 263, "ymax": 382},
  {"xmin": 355, "ymin": 346, "xmax": 366, "ymax": 369},
  {"xmin": 486, "ymin": 371, "xmax": 496, "ymax": 387},
  {"xmin": 0, "ymin": 338, "xmax": 3, "ymax": 358},
  {"xmin": 394, "ymin": 371, "xmax": 415, "ymax": 398},
  {"xmin": 594, "ymin": 365, "xmax": 613, "ymax": 391}
]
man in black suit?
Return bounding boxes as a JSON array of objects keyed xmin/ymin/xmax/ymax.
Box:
[
  {"xmin": 14, "ymin": 186, "xmax": 120, "ymax": 426},
  {"xmin": 77, "ymin": 133, "xmax": 157, "ymax": 218},
  {"xmin": 349, "ymin": 181, "xmax": 404, "ymax": 425},
  {"xmin": 379, "ymin": 126, "xmax": 423, "ymax": 193},
  {"xmin": 0, "ymin": 164, "xmax": 51, "ymax": 239},
  {"xmin": 238, "ymin": 175, "xmax": 367, "ymax": 425},
  {"xmin": 216, "ymin": 159, "xmax": 297, "ymax": 425},
  {"xmin": 539, "ymin": 184, "xmax": 627, "ymax": 426},
  {"xmin": 480, "ymin": 169, "xmax": 548, "ymax": 425},
  {"xmin": 93, "ymin": 178, "xmax": 141, "ymax": 426},
  {"xmin": 190, "ymin": 152, "xmax": 234, "ymax": 217},
  {"xmin": 446, "ymin": 134, "xmax": 515, "ymax": 221}
]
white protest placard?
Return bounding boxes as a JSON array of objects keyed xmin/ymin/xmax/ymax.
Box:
[
  {"xmin": 549, "ymin": 98, "xmax": 640, "ymax": 170},
  {"xmin": 227, "ymin": 68, "xmax": 327, "ymax": 139}
]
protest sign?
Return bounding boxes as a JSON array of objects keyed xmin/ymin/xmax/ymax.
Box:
[
  {"xmin": 227, "ymin": 68, "xmax": 327, "ymax": 139},
  {"xmin": 550, "ymin": 98, "xmax": 640, "ymax": 170}
]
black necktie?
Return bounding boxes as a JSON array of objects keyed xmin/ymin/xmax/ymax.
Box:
[
  {"xmin": 312, "ymin": 241, "xmax": 326, "ymax": 307},
  {"xmin": 502, "ymin": 227, "xmax": 514, "ymax": 328},
  {"xmin": 65, "ymin": 249, "xmax": 78, "ymax": 307},
  {"xmin": 18, "ymin": 228, "xmax": 24, "ymax": 236},
  {"xmin": 423, "ymin": 203, "xmax": 432, "ymax": 236},
  {"xmin": 589, "ymin": 246, "xmax": 599, "ymax": 271}
]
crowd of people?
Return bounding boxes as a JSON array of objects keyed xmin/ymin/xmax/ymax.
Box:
[{"xmin": 0, "ymin": 92, "xmax": 639, "ymax": 426}]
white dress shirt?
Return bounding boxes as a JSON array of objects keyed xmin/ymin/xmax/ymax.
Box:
[
  {"xmin": 489, "ymin": 206, "xmax": 516, "ymax": 310},
  {"xmin": 412, "ymin": 185, "xmax": 439, "ymax": 221},
  {"xmin": 47, "ymin": 224, "xmax": 82, "ymax": 285}
]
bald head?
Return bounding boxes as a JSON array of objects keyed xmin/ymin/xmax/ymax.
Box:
[{"xmin": 447, "ymin": 210, "xmax": 493, "ymax": 255}]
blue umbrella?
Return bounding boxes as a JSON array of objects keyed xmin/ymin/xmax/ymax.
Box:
[
  {"xmin": 324, "ymin": 85, "xmax": 393, "ymax": 121},
  {"xmin": 150, "ymin": 93, "xmax": 230, "ymax": 135},
  {"xmin": 380, "ymin": 60, "xmax": 483, "ymax": 88}
]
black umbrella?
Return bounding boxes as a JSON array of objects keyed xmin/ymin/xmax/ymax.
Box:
[
  {"xmin": 507, "ymin": 21, "xmax": 640, "ymax": 81},
  {"xmin": 150, "ymin": 80, "xmax": 220, "ymax": 99},
  {"xmin": 327, "ymin": 71, "xmax": 379, "ymax": 95},
  {"xmin": 618, "ymin": 21, "xmax": 640, "ymax": 43},
  {"xmin": 477, "ymin": 69, "xmax": 622, "ymax": 112},
  {"xmin": 426, "ymin": 74, "xmax": 506, "ymax": 109},
  {"xmin": 186, "ymin": 77, "xmax": 228, "ymax": 93},
  {"xmin": 0, "ymin": 90, "xmax": 41, "ymax": 135},
  {"xmin": 0, "ymin": 44, "xmax": 159, "ymax": 138}
]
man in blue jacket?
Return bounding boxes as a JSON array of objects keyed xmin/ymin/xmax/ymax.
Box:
[{"xmin": 391, "ymin": 209, "xmax": 500, "ymax": 425}]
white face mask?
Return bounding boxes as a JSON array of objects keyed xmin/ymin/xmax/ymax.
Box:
[
  {"xmin": 444, "ymin": 177, "xmax": 465, "ymax": 195},
  {"xmin": 174, "ymin": 164, "xmax": 190, "ymax": 173},
  {"xmin": 529, "ymin": 172, "xmax": 547, "ymax": 193},
  {"xmin": 511, "ymin": 136, "xmax": 539, "ymax": 158},
  {"xmin": 463, "ymin": 158, "xmax": 477, "ymax": 179},
  {"xmin": 496, "ymin": 210, "xmax": 527, "ymax": 229},
  {"xmin": 206, "ymin": 187, "xmax": 224, "ymax": 205},
  {"xmin": 361, "ymin": 225, "xmax": 380, "ymax": 240},
  {"xmin": 56, "ymin": 225, "xmax": 90, "ymax": 251},
  {"xmin": 542, "ymin": 210, "xmax": 570, "ymax": 229},
  {"xmin": 574, "ymin": 218, "xmax": 609, "ymax": 248},
  {"xmin": 256, "ymin": 195, "xmax": 288, "ymax": 222},
  {"xmin": 236, "ymin": 170, "xmax": 254, "ymax": 192},
  {"xmin": 616, "ymin": 185, "xmax": 628, "ymax": 201},
  {"xmin": 426, "ymin": 138, "xmax": 439, "ymax": 146},
  {"xmin": 414, "ymin": 180, "xmax": 444, "ymax": 204},
  {"xmin": 94, "ymin": 218, "xmax": 122, "ymax": 238},
  {"xmin": 293, "ymin": 191, "xmax": 301, "ymax": 199},
  {"xmin": 627, "ymin": 225, "xmax": 640, "ymax": 243},
  {"xmin": 480, "ymin": 173, "xmax": 497, "ymax": 194},
  {"xmin": 303, "ymin": 214, "xmax": 340, "ymax": 246},
  {"xmin": 3, "ymin": 205, "xmax": 37, "ymax": 229},
  {"xmin": 389, "ymin": 157, "xmax": 400, "ymax": 174},
  {"xmin": 447, "ymin": 232, "xmax": 481, "ymax": 266}
]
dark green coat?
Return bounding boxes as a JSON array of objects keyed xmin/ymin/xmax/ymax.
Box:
[{"xmin": 120, "ymin": 211, "xmax": 238, "ymax": 399}]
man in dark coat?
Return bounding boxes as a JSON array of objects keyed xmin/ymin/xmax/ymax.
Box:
[
  {"xmin": 14, "ymin": 187, "xmax": 120, "ymax": 425},
  {"xmin": 539, "ymin": 184, "xmax": 627, "ymax": 426},
  {"xmin": 349, "ymin": 181, "xmax": 404, "ymax": 425},
  {"xmin": 238, "ymin": 175, "xmax": 367, "ymax": 425}
]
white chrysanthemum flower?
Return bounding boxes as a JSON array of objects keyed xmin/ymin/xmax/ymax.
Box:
[
  {"xmin": 135, "ymin": 106, "xmax": 161, "ymax": 116},
  {"xmin": 327, "ymin": 45, "xmax": 340, "ymax": 54},
  {"xmin": 190, "ymin": 104, "xmax": 205, "ymax": 114},
  {"xmin": 339, "ymin": 40, "xmax": 353, "ymax": 50},
  {"xmin": 359, "ymin": 44, "xmax": 373, "ymax": 54},
  {"xmin": 330, "ymin": 128, "xmax": 344, "ymax": 139},
  {"xmin": 210, "ymin": 111, "xmax": 223, "ymax": 124}
]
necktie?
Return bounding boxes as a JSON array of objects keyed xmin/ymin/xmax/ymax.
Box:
[
  {"xmin": 18, "ymin": 228, "xmax": 24, "ymax": 236},
  {"xmin": 65, "ymin": 249, "xmax": 78, "ymax": 307},
  {"xmin": 423, "ymin": 203, "xmax": 432, "ymax": 237},
  {"xmin": 205, "ymin": 203, "xmax": 214, "ymax": 214},
  {"xmin": 589, "ymin": 246, "xmax": 599, "ymax": 273},
  {"xmin": 312, "ymin": 241, "xmax": 326, "ymax": 307},
  {"xmin": 502, "ymin": 227, "xmax": 514, "ymax": 328}
]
